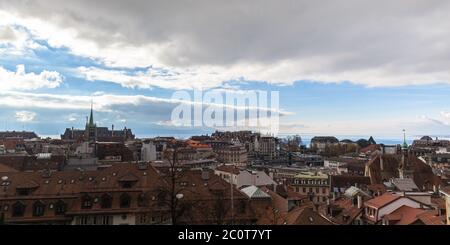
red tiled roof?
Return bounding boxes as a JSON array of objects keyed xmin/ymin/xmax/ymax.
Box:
[
  {"xmin": 366, "ymin": 154, "xmax": 440, "ymax": 190},
  {"xmin": 383, "ymin": 205, "xmax": 427, "ymax": 225},
  {"xmin": 365, "ymin": 193, "xmax": 400, "ymax": 209},
  {"xmin": 285, "ymin": 206, "xmax": 334, "ymax": 225},
  {"xmin": 416, "ymin": 210, "xmax": 445, "ymax": 225}
]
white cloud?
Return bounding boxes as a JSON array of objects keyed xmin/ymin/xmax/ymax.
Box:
[
  {"xmin": 0, "ymin": 25, "xmax": 46, "ymax": 55},
  {"xmin": 441, "ymin": 111, "xmax": 450, "ymax": 119},
  {"xmin": 0, "ymin": 90, "xmax": 289, "ymax": 117},
  {"xmin": 2, "ymin": 1, "xmax": 450, "ymax": 88},
  {"xmin": 0, "ymin": 65, "xmax": 63, "ymax": 91},
  {"xmin": 14, "ymin": 110, "xmax": 36, "ymax": 122}
]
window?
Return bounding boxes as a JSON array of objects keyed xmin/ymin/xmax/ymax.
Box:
[
  {"xmin": 309, "ymin": 188, "xmax": 312, "ymax": 193},
  {"xmin": 77, "ymin": 215, "xmax": 112, "ymax": 225},
  {"xmin": 302, "ymin": 188, "xmax": 306, "ymax": 193},
  {"xmin": 101, "ymin": 194, "xmax": 113, "ymax": 209},
  {"xmin": 12, "ymin": 202, "xmax": 26, "ymax": 217},
  {"xmin": 102, "ymin": 216, "xmax": 112, "ymax": 225},
  {"xmin": 138, "ymin": 214, "xmax": 148, "ymax": 224},
  {"xmin": 120, "ymin": 193, "xmax": 132, "ymax": 208},
  {"xmin": 81, "ymin": 195, "xmax": 93, "ymax": 209},
  {"xmin": 33, "ymin": 201, "xmax": 45, "ymax": 217},
  {"xmin": 17, "ymin": 189, "xmax": 31, "ymax": 196},
  {"xmin": 322, "ymin": 188, "xmax": 326, "ymax": 194},
  {"xmin": 120, "ymin": 181, "xmax": 133, "ymax": 189},
  {"xmin": 315, "ymin": 187, "xmax": 319, "ymax": 193},
  {"xmin": 55, "ymin": 200, "xmax": 66, "ymax": 215}
]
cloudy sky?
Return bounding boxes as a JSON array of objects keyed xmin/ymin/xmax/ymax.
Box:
[{"xmin": 1, "ymin": 0, "xmax": 450, "ymax": 140}]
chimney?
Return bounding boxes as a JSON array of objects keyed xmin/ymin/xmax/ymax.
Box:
[
  {"xmin": 71, "ymin": 127, "xmax": 74, "ymax": 139},
  {"xmin": 433, "ymin": 185, "xmax": 437, "ymax": 193},
  {"xmin": 112, "ymin": 124, "xmax": 114, "ymax": 137},
  {"xmin": 380, "ymin": 148, "xmax": 384, "ymax": 171},
  {"xmin": 357, "ymin": 195, "xmax": 362, "ymax": 209}
]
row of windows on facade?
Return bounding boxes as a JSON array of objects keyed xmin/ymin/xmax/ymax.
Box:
[
  {"xmin": 6, "ymin": 200, "xmax": 67, "ymax": 217},
  {"xmin": 6, "ymin": 193, "xmax": 133, "ymax": 218},
  {"xmin": 75, "ymin": 214, "xmax": 169, "ymax": 225},
  {"xmin": 81, "ymin": 193, "xmax": 132, "ymax": 209},
  {"xmin": 293, "ymin": 179, "xmax": 328, "ymax": 185},
  {"xmin": 295, "ymin": 186, "xmax": 328, "ymax": 195}
]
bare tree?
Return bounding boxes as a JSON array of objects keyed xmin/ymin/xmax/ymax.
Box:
[{"xmin": 152, "ymin": 141, "xmax": 202, "ymax": 225}]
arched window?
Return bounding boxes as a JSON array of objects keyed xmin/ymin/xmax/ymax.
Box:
[
  {"xmin": 33, "ymin": 201, "xmax": 45, "ymax": 217},
  {"xmin": 12, "ymin": 202, "xmax": 26, "ymax": 217},
  {"xmin": 101, "ymin": 193, "xmax": 113, "ymax": 209},
  {"xmin": 81, "ymin": 194, "xmax": 92, "ymax": 209},
  {"xmin": 120, "ymin": 193, "xmax": 132, "ymax": 208},
  {"xmin": 55, "ymin": 200, "xmax": 66, "ymax": 215}
]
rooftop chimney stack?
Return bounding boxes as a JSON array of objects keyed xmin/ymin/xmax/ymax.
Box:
[{"xmin": 357, "ymin": 195, "xmax": 362, "ymax": 209}]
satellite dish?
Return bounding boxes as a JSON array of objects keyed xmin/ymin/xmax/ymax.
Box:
[{"xmin": 1, "ymin": 176, "xmax": 8, "ymax": 181}]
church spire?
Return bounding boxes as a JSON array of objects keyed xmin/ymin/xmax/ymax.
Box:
[
  {"xmin": 89, "ymin": 100, "xmax": 95, "ymax": 127},
  {"xmin": 402, "ymin": 129, "xmax": 408, "ymax": 150}
]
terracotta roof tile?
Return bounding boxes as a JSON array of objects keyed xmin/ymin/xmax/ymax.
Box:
[
  {"xmin": 383, "ymin": 205, "xmax": 427, "ymax": 225},
  {"xmin": 365, "ymin": 193, "xmax": 400, "ymax": 208}
]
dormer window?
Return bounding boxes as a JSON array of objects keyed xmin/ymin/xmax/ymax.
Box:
[
  {"xmin": 118, "ymin": 172, "xmax": 138, "ymax": 189},
  {"xmin": 121, "ymin": 182, "xmax": 133, "ymax": 188},
  {"xmin": 17, "ymin": 189, "xmax": 31, "ymax": 196},
  {"xmin": 16, "ymin": 180, "xmax": 39, "ymax": 196},
  {"xmin": 33, "ymin": 201, "xmax": 45, "ymax": 217}
]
